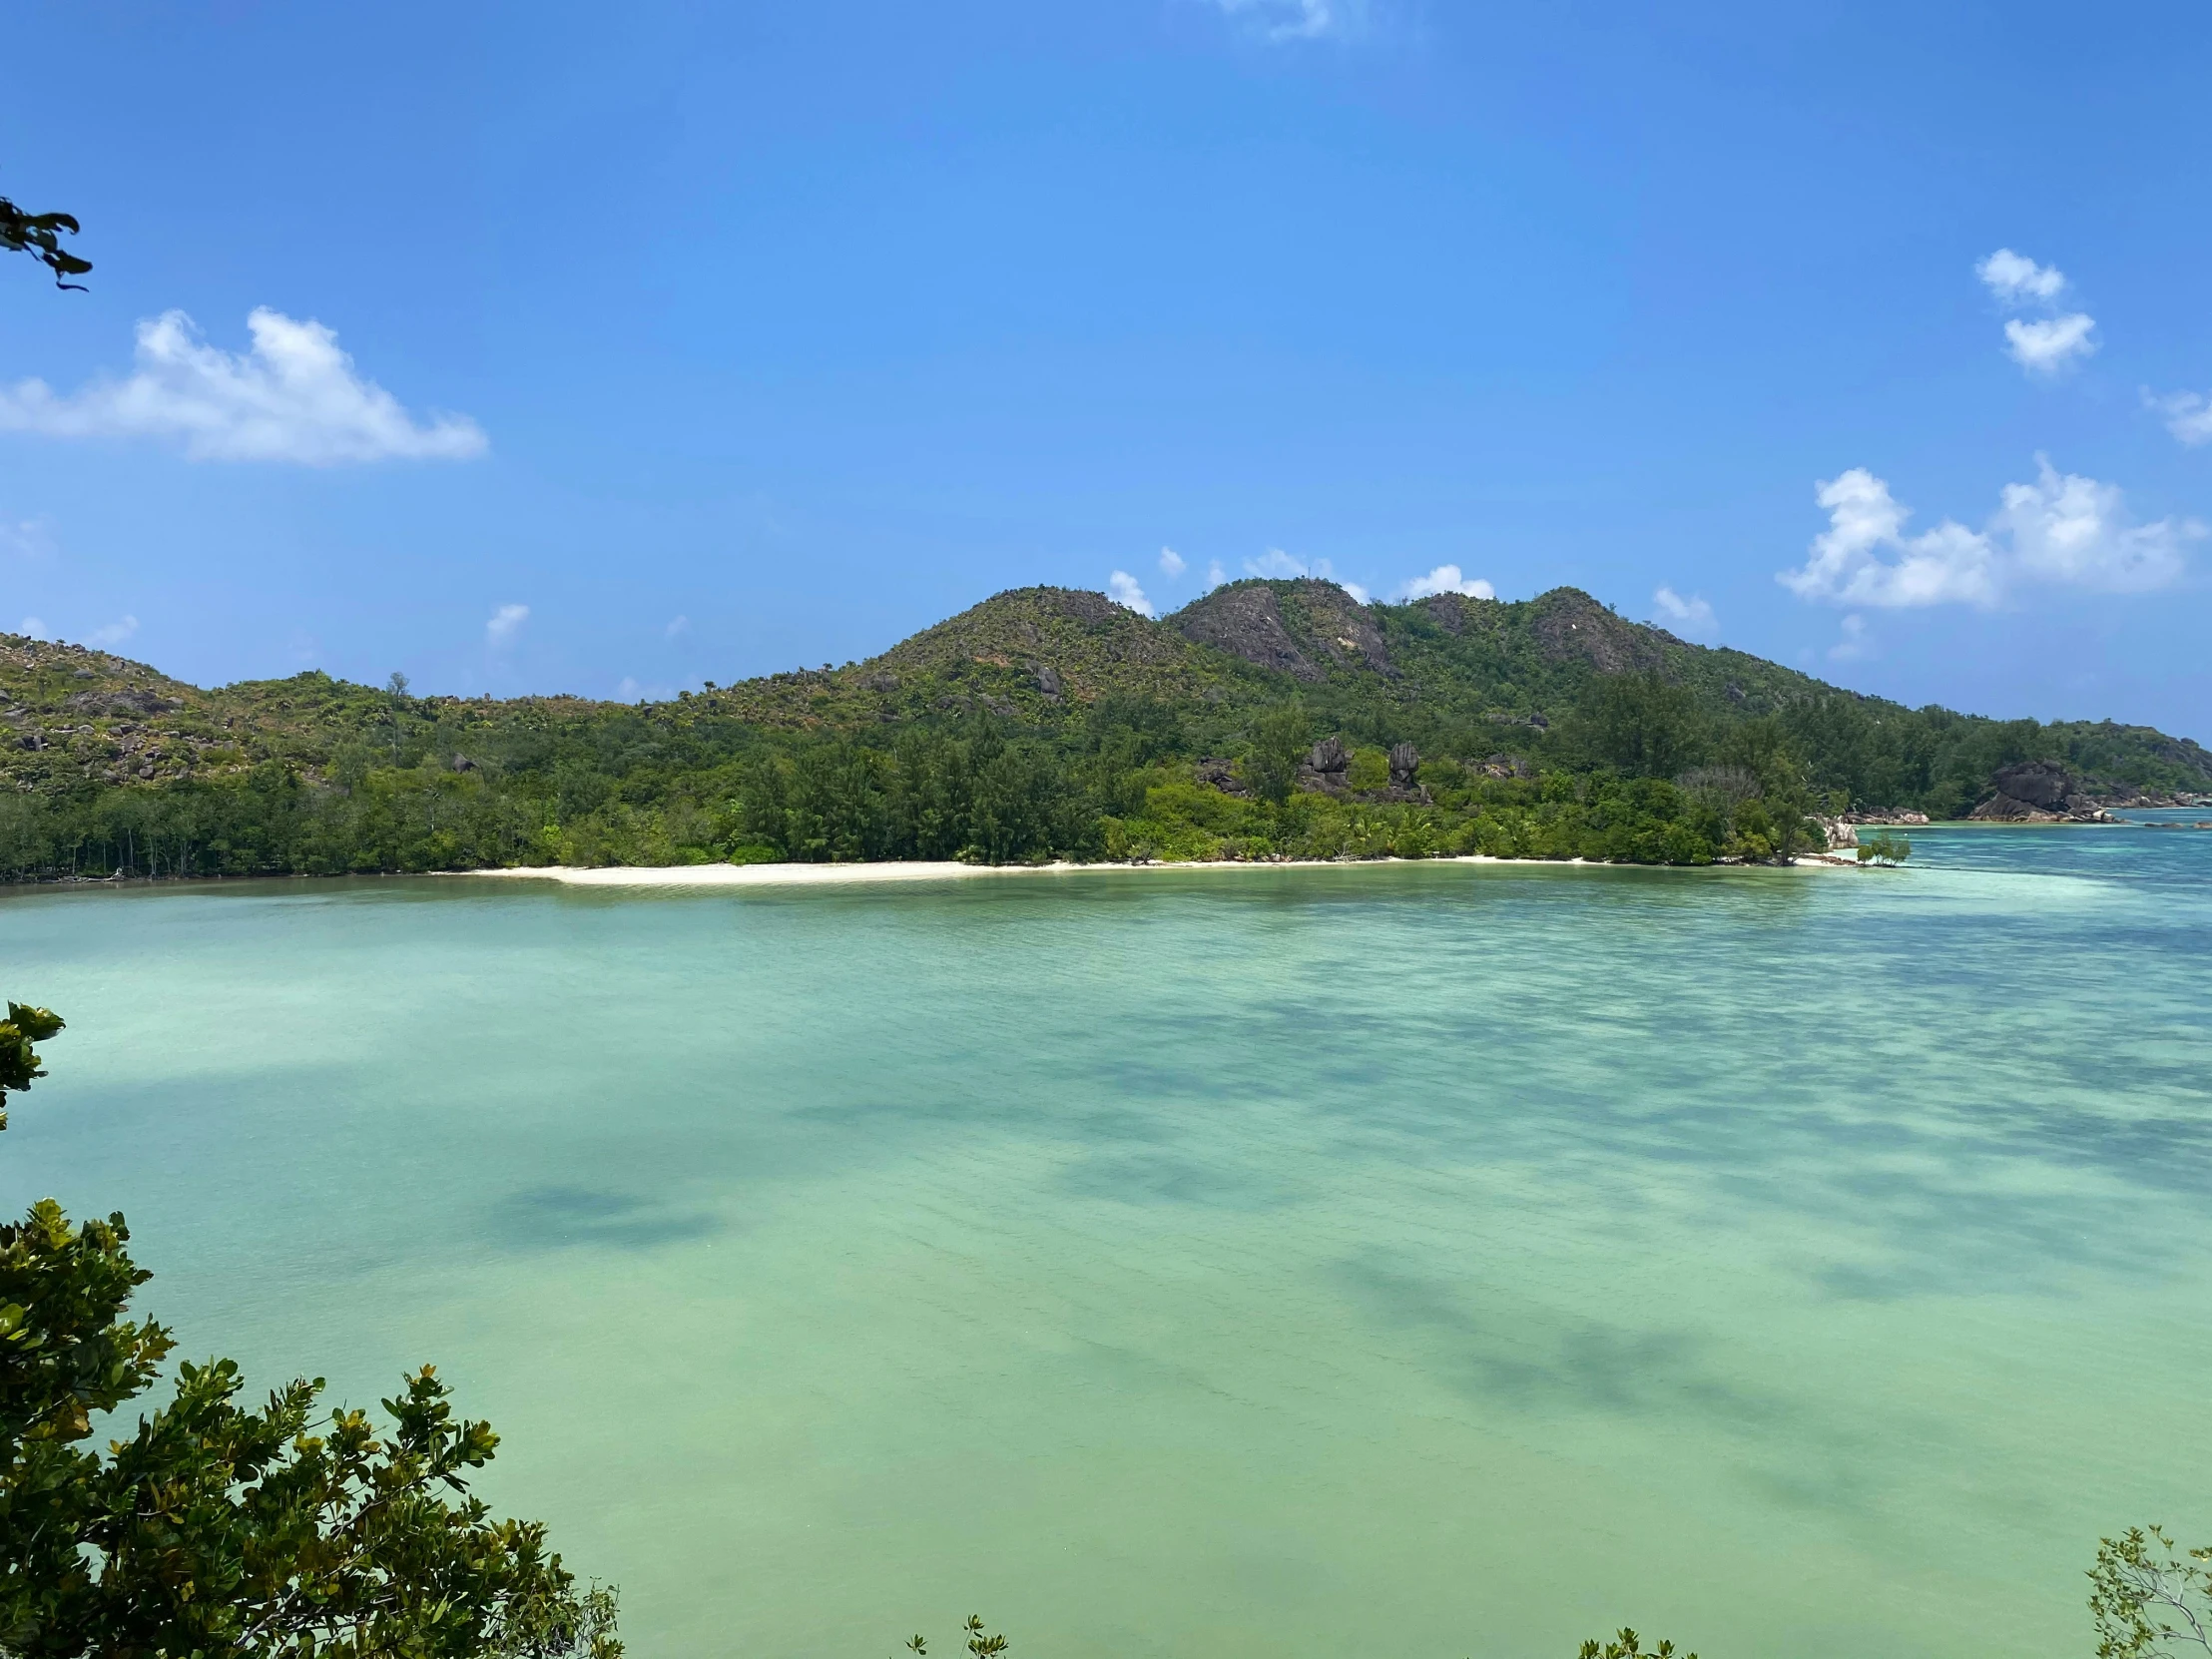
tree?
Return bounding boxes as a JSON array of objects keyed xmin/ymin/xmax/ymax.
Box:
[
  {"xmin": 1241, "ymin": 703, "xmax": 1311, "ymax": 807},
  {"xmin": 1574, "ymin": 674, "xmax": 1705, "ymax": 781},
  {"xmin": 1856, "ymin": 831, "xmax": 1911, "ymax": 866},
  {"xmin": 0, "ymin": 1003, "xmax": 618, "ymax": 1657},
  {"xmin": 1, "ymin": 183, "xmax": 91, "ymax": 289},
  {"xmin": 0, "ymin": 1003, "xmax": 63, "ymax": 1127},
  {"xmin": 2091, "ymin": 1527, "xmax": 2212, "ymax": 1656}
]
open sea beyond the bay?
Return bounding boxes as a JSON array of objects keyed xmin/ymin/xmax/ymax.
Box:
[{"xmin": 4, "ymin": 820, "xmax": 2208, "ymax": 1657}]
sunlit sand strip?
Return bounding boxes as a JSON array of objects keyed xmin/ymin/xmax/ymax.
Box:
[{"xmin": 467, "ymin": 853, "xmax": 1847, "ymax": 888}]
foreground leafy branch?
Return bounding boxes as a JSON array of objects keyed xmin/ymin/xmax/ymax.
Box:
[
  {"xmin": 1577, "ymin": 1633, "xmax": 1696, "ymax": 1659},
  {"xmin": 0, "ymin": 182, "xmax": 91, "ymax": 288},
  {"xmin": 902, "ymin": 1613, "xmax": 1010, "ymax": 1659},
  {"xmin": 2092, "ymin": 1528, "xmax": 2212, "ymax": 1656},
  {"xmin": 0, "ymin": 1006, "xmax": 617, "ymax": 1657}
]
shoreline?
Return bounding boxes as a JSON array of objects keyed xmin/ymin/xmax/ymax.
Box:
[{"xmin": 462, "ymin": 852, "xmax": 1862, "ymax": 889}]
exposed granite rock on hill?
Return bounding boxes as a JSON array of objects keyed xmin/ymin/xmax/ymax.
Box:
[
  {"xmin": 859, "ymin": 584, "xmax": 1257, "ymax": 717},
  {"xmin": 1527, "ymin": 587, "xmax": 1668, "ymax": 675},
  {"xmin": 1173, "ymin": 579, "xmax": 1391, "ymax": 681}
]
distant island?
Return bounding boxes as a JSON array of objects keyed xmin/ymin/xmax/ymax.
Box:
[{"xmin": 3, "ymin": 579, "xmax": 2207, "ymax": 883}]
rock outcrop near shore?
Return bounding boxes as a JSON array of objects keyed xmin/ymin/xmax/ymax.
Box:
[{"xmin": 1971, "ymin": 762, "xmax": 2119, "ymax": 822}]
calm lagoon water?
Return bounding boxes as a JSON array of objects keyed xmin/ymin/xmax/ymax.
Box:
[{"xmin": 4, "ymin": 824, "xmax": 2210, "ymax": 1657}]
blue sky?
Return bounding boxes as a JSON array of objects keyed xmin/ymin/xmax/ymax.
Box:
[{"xmin": 5, "ymin": 1, "xmax": 2211, "ymax": 736}]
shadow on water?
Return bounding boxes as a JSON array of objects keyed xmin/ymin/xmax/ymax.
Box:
[
  {"xmin": 1337, "ymin": 1253, "xmax": 1790, "ymax": 1423},
  {"xmin": 487, "ymin": 1185, "xmax": 722, "ymax": 1252},
  {"xmin": 1330, "ymin": 1252, "xmax": 1942, "ymax": 1521}
]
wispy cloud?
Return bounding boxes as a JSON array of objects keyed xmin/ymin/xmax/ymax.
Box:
[
  {"xmin": 0, "ymin": 308, "xmax": 488, "ymax": 464},
  {"xmin": 1158, "ymin": 546, "xmax": 1187, "ymax": 579},
  {"xmin": 1107, "ymin": 570, "xmax": 1156, "ymax": 617},
  {"xmin": 1975, "ymin": 250, "xmax": 2095, "ymax": 376},
  {"xmin": 666, "ymin": 615, "xmax": 691, "ymax": 638},
  {"xmin": 486, "ymin": 603, "xmax": 530, "ymax": 646},
  {"xmin": 0, "ymin": 517, "xmax": 57, "ymax": 561},
  {"xmin": 1245, "ymin": 548, "xmax": 1309, "ymax": 580},
  {"xmin": 1206, "ymin": 0, "xmax": 1359, "ymax": 41},
  {"xmin": 1779, "ymin": 460, "xmax": 2199, "ymax": 608},
  {"xmin": 1396, "ymin": 563, "xmax": 1494, "ymax": 601},
  {"xmin": 1829, "ymin": 614, "xmax": 1874, "ymax": 662},
  {"xmin": 1204, "ymin": 559, "xmax": 1227, "ymax": 591},
  {"xmin": 1651, "ymin": 586, "xmax": 1717, "ymax": 637},
  {"xmin": 2147, "ymin": 388, "xmax": 2212, "ymax": 447},
  {"xmin": 1242, "ymin": 547, "xmax": 1370, "ymax": 601},
  {"xmin": 10, "ymin": 612, "xmax": 138, "ymax": 647}
]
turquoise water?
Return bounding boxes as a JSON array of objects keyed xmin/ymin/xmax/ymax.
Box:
[{"xmin": 4, "ymin": 826, "xmax": 2209, "ymax": 1657}]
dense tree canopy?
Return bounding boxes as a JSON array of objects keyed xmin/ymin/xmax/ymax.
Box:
[{"xmin": 2, "ymin": 574, "xmax": 2205, "ymax": 885}]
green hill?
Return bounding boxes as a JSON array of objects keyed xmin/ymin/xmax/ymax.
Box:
[{"xmin": 2, "ymin": 581, "xmax": 2206, "ymax": 880}]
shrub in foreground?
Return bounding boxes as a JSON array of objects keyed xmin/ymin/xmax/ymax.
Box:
[{"xmin": 0, "ymin": 1001, "xmax": 618, "ymax": 1658}]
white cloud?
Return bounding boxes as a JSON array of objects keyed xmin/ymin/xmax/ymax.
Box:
[
  {"xmin": 0, "ymin": 517, "xmax": 57, "ymax": 561},
  {"xmin": 1828, "ymin": 614, "xmax": 1874, "ymax": 662},
  {"xmin": 87, "ymin": 615, "xmax": 139, "ymax": 649},
  {"xmin": 1779, "ymin": 461, "xmax": 2197, "ymax": 608},
  {"xmin": 0, "ymin": 308, "xmax": 488, "ymax": 464},
  {"xmin": 18, "ymin": 617, "xmax": 47, "ymax": 640},
  {"xmin": 2003, "ymin": 312, "xmax": 2096, "ymax": 375},
  {"xmin": 1976, "ymin": 249, "xmax": 2066, "ymax": 304},
  {"xmin": 486, "ymin": 603, "xmax": 530, "ymax": 646},
  {"xmin": 2148, "ymin": 388, "xmax": 2212, "ymax": 447},
  {"xmin": 1245, "ymin": 547, "xmax": 1310, "ymax": 579},
  {"xmin": 1204, "ymin": 559, "xmax": 1227, "ymax": 591},
  {"xmin": 1994, "ymin": 457, "xmax": 2196, "ymax": 593},
  {"xmin": 1243, "ymin": 547, "xmax": 1372, "ymax": 602},
  {"xmin": 1107, "ymin": 570, "xmax": 1155, "ymax": 617},
  {"xmin": 1782, "ymin": 468, "xmax": 2000, "ymax": 608},
  {"xmin": 1207, "ymin": 0, "xmax": 1354, "ymax": 40},
  {"xmin": 1397, "ymin": 563, "xmax": 1496, "ymax": 601},
  {"xmin": 666, "ymin": 615, "xmax": 691, "ymax": 638},
  {"xmin": 1974, "ymin": 250, "xmax": 2094, "ymax": 377},
  {"xmin": 1158, "ymin": 546, "xmax": 1187, "ymax": 578},
  {"xmin": 1651, "ymin": 586, "xmax": 1717, "ymax": 637}
]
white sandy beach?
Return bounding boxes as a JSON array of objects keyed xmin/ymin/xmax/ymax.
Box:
[{"xmin": 466, "ymin": 853, "xmax": 1855, "ymax": 888}]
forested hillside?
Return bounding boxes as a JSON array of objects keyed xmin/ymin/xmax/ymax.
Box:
[{"xmin": 4, "ymin": 580, "xmax": 2207, "ymax": 881}]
